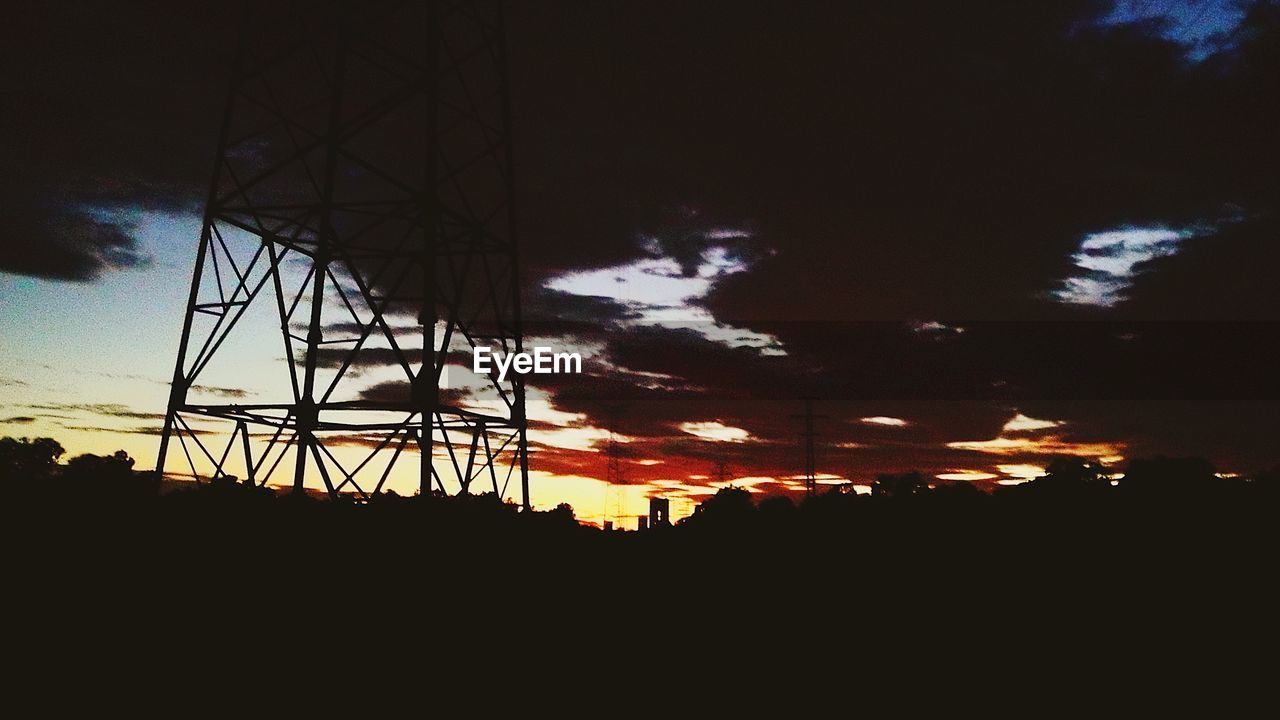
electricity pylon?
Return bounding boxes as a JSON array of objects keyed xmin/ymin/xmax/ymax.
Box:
[
  {"xmin": 156, "ymin": 0, "xmax": 530, "ymax": 506},
  {"xmin": 790, "ymin": 397, "xmax": 826, "ymax": 497}
]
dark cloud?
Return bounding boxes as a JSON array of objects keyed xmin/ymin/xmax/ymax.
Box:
[
  {"xmin": 61, "ymin": 424, "xmax": 211, "ymax": 437},
  {"xmin": 189, "ymin": 385, "xmax": 250, "ymax": 399},
  {"xmin": 522, "ymin": 286, "xmax": 640, "ymax": 326},
  {"xmin": 1119, "ymin": 216, "xmax": 1280, "ymax": 319},
  {"xmin": 505, "ymin": 0, "xmax": 1280, "ymax": 484},
  {"xmin": 25, "ymin": 403, "xmax": 166, "ymax": 421},
  {"xmin": 530, "ymin": 316, "xmax": 1280, "ymax": 480},
  {"xmin": 2, "ymin": 416, "xmax": 37, "ymax": 424},
  {"xmin": 9, "ymin": 0, "xmax": 1278, "ymax": 302},
  {"xmin": 312, "ymin": 347, "xmax": 425, "ymax": 373},
  {"xmin": 356, "ymin": 381, "xmax": 469, "ymax": 406},
  {"xmin": 505, "ymin": 1, "xmax": 1280, "ymax": 322},
  {"xmin": 0, "ymin": 206, "xmax": 150, "ymax": 280},
  {"xmin": 1, "ymin": 2, "xmax": 230, "ymax": 280},
  {"xmin": 321, "ymin": 321, "xmax": 422, "ymax": 338},
  {"xmin": 7, "ymin": 0, "xmax": 1280, "ymax": 484},
  {"xmin": 320, "ymin": 433, "xmax": 405, "ymax": 449}
]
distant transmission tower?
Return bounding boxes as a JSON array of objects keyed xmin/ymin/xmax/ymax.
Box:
[
  {"xmin": 602, "ymin": 404, "xmax": 626, "ymax": 528},
  {"xmin": 713, "ymin": 456, "xmax": 731, "ymax": 486},
  {"xmin": 156, "ymin": 0, "xmax": 530, "ymax": 505},
  {"xmin": 605, "ymin": 428, "xmax": 625, "ymax": 527},
  {"xmin": 790, "ymin": 397, "xmax": 826, "ymax": 497}
]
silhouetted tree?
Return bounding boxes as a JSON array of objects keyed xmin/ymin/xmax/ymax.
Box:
[
  {"xmin": 758, "ymin": 495, "xmax": 796, "ymax": 516},
  {"xmin": 871, "ymin": 471, "xmax": 929, "ymax": 498},
  {"xmin": 1121, "ymin": 457, "xmax": 1217, "ymax": 495},
  {"xmin": 547, "ymin": 502, "xmax": 576, "ymax": 524},
  {"xmin": 1023, "ymin": 456, "xmax": 1110, "ymax": 495},
  {"xmin": 0, "ymin": 430, "xmax": 64, "ymax": 481},
  {"xmin": 931, "ymin": 481, "xmax": 983, "ymax": 500},
  {"xmin": 0, "ymin": 436, "xmax": 64, "ymax": 484},
  {"xmin": 688, "ymin": 486, "xmax": 754, "ymax": 524},
  {"xmin": 1253, "ymin": 466, "xmax": 1280, "ymax": 486},
  {"xmin": 64, "ymin": 449, "xmax": 134, "ymax": 482},
  {"xmin": 1052, "ymin": 456, "xmax": 1106, "ymax": 483},
  {"xmin": 63, "ymin": 449, "xmax": 157, "ymax": 499}
]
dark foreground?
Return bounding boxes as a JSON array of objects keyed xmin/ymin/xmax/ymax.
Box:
[
  {"xmin": 3, "ymin": 468, "xmax": 1275, "ymax": 704},
  {"xmin": 7, "ymin": 474, "xmax": 1276, "ymax": 599},
  {"xmin": 3, "ymin": 440, "xmax": 1276, "ymax": 617}
]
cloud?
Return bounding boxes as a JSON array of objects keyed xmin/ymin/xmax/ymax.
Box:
[
  {"xmin": 356, "ymin": 381, "xmax": 470, "ymax": 406},
  {"xmin": 997, "ymin": 463, "xmax": 1047, "ymax": 480},
  {"xmin": 0, "ymin": 206, "xmax": 151, "ymax": 281},
  {"xmin": 859, "ymin": 416, "xmax": 910, "ymax": 427},
  {"xmin": 1116, "ymin": 216, "xmax": 1280, "ymax": 320},
  {"xmin": 190, "ymin": 385, "xmax": 250, "ymax": 399},
  {"xmin": 945, "ymin": 435, "xmax": 1123, "ymax": 458},
  {"xmin": 1053, "ymin": 227, "xmax": 1190, "ymax": 307},
  {"xmin": 8, "ymin": 0, "xmax": 1280, "ymax": 494},
  {"xmin": 312, "ymin": 347, "xmax": 425, "ymax": 373},
  {"xmin": 678, "ymin": 421, "xmax": 751, "ymax": 443},
  {"xmin": 937, "ymin": 470, "xmax": 999, "ymax": 481},
  {"xmin": 1, "ymin": 3, "xmax": 226, "ymax": 281},
  {"xmin": 1002, "ymin": 414, "xmax": 1062, "ymax": 433},
  {"xmin": 1101, "ymin": 0, "xmax": 1247, "ymax": 59},
  {"xmin": 543, "ymin": 238, "xmax": 783, "ymax": 353},
  {"xmin": 23, "ymin": 402, "xmax": 165, "ymax": 420},
  {"xmin": 61, "ymin": 424, "xmax": 212, "ymax": 437}
]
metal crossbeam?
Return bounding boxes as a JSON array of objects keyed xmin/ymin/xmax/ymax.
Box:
[{"xmin": 157, "ymin": 0, "xmax": 530, "ymax": 507}]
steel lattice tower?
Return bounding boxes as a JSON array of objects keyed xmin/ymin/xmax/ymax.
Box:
[
  {"xmin": 156, "ymin": 0, "xmax": 530, "ymax": 506},
  {"xmin": 791, "ymin": 397, "xmax": 824, "ymax": 497}
]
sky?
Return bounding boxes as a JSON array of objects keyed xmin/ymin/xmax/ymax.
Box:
[{"xmin": 2, "ymin": 0, "xmax": 1279, "ymax": 525}]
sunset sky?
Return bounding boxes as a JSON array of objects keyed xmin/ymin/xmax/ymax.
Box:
[{"xmin": 3, "ymin": 0, "xmax": 1278, "ymax": 525}]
